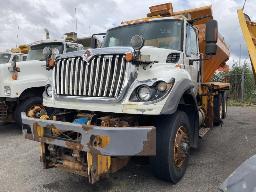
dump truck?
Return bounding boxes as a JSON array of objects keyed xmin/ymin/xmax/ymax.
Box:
[
  {"xmin": 22, "ymin": 3, "xmax": 230, "ymax": 184},
  {"xmin": 238, "ymin": 8, "xmax": 256, "ymax": 81},
  {"xmin": 0, "ymin": 39, "xmax": 83, "ymax": 126}
]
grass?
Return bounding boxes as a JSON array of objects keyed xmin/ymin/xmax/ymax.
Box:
[{"xmin": 228, "ymin": 99, "xmax": 256, "ymax": 107}]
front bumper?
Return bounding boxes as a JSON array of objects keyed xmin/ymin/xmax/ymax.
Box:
[{"xmin": 22, "ymin": 113, "xmax": 156, "ymax": 156}]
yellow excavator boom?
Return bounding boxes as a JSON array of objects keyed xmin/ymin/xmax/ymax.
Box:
[{"xmin": 237, "ymin": 9, "xmax": 256, "ymax": 80}]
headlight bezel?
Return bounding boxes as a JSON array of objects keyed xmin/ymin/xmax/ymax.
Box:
[
  {"xmin": 136, "ymin": 85, "xmax": 155, "ymax": 102},
  {"xmin": 130, "ymin": 78, "xmax": 175, "ymax": 103},
  {"xmin": 45, "ymin": 84, "xmax": 53, "ymax": 97}
]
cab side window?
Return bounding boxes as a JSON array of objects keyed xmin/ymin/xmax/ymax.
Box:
[
  {"xmin": 22, "ymin": 55, "xmax": 27, "ymax": 61},
  {"xmin": 66, "ymin": 44, "xmax": 78, "ymax": 53},
  {"xmin": 13, "ymin": 55, "xmax": 21, "ymax": 62},
  {"xmin": 186, "ymin": 25, "xmax": 199, "ymax": 56}
]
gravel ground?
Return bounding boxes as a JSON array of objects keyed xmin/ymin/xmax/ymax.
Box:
[{"xmin": 0, "ymin": 106, "xmax": 256, "ymax": 192}]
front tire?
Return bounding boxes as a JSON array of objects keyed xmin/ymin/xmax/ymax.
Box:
[
  {"xmin": 150, "ymin": 111, "xmax": 191, "ymax": 183},
  {"xmin": 14, "ymin": 97, "xmax": 43, "ymax": 127}
]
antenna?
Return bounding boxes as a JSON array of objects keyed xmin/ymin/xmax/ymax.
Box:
[
  {"xmin": 74, "ymin": 7, "xmax": 77, "ymax": 39},
  {"xmin": 16, "ymin": 25, "xmax": 19, "ymax": 48},
  {"xmin": 242, "ymin": 0, "xmax": 248, "ymax": 10},
  {"xmin": 44, "ymin": 28, "xmax": 50, "ymax": 39},
  {"xmin": 75, "ymin": 7, "xmax": 77, "ymax": 33}
]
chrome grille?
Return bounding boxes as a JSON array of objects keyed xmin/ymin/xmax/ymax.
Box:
[{"xmin": 54, "ymin": 55, "xmax": 128, "ymax": 99}]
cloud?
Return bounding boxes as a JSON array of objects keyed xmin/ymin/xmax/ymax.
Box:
[{"xmin": 0, "ymin": 0, "xmax": 254, "ymax": 63}]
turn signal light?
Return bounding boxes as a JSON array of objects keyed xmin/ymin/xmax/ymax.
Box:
[
  {"xmin": 47, "ymin": 58, "xmax": 56, "ymax": 69},
  {"xmin": 125, "ymin": 52, "xmax": 134, "ymax": 62},
  {"xmin": 12, "ymin": 72, "xmax": 18, "ymax": 80}
]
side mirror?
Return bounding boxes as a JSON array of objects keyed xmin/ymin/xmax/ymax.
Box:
[
  {"xmin": 205, "ymin": 20, "xmax": 218, "ymax": 55},
  {"xmin": 8, "ymin": 55, "xmax": 20, "ymax": 73},
  {"xmin": 43, "ymin": 47, "xmax": 59, "ymax": 70},
  {"xmin": 91, "ymin": 33, "xmax": 106, "ymax": 48},
  {"xmin": 130, "ymin": 35, "xmax": 145, "ymax": 59},
  {"xmin": 43, "ymin": 47, "xmax": 52, "ymax": 59},
  {"xmin": 90, "ymin": 38, "xmax": 98, "ymax": 49},
  {"xmin": 12, "ymin": 55, "xmax": 17, "ymax": 63},
  {"xmin": 130, "ymin": 35, "xmax": 144, "ymax": 51}
]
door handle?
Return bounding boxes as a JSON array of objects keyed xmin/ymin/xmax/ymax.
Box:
[
  {"xmin": 189, "ymin": 59, "xmax": 200, "ymax": 65},
  {"xmin": 189, "ymin": 60, "xmax": 194, "ymax": 65}
]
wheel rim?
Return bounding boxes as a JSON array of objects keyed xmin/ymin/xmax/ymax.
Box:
[{"xmin": 173, "ymin": 126, "xmax": 189, "ymax": 168}]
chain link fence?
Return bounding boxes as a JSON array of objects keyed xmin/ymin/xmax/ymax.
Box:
[{"xmin": 212, "ymin": 65, "xmax": 256, "ymax": 104}]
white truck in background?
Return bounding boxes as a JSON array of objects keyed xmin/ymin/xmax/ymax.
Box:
[
  {"xmin": 0, "ymin": 51, "xmax": 27, "ymax": 65},
  {"xmin": 0, "ymin": 39, "xmax": 83, "ymax": 126}
]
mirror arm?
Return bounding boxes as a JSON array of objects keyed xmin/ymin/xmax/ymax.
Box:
[{"xmin": 189, "ymin": 58, "xmax": 210, "ymax": 65}]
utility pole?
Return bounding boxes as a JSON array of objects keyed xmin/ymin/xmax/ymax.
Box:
[
  {"xmin": 239, "ymin": 44, "xmax": 242, "ymax": 67},
  {"xmin": 241, "ymin": 60, "xmax": 246, "ymax": 101}
]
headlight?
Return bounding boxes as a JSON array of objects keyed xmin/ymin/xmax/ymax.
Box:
[
  {"xmin": 137, "ymin": 85, "xmax": 152, "ymax": 101},
  {"xmin": 46, "ymin": 85, "xmax": 53, "ymax": 97},
  {"xmin": 130, "ymin": 78, "xmax": 175, "ymax": 102},
  {"xmin": 157, "ymin": 81, "xmax": 168, "ymax": 92},
  {"xmin": 4, "ymin": 86, "xmax": 11, "ymax": 96}
]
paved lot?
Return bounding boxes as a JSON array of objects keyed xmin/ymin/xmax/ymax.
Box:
[{"xmin": 0, "ymin": 106, "xmax": 256, "ymax": 192}]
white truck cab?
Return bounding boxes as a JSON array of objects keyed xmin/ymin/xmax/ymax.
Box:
[{"xmin": 0, "ymin": 39, "xmax": 83, "ymax": 126}]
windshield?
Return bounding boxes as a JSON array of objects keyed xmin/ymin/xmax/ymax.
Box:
[
  {"xmin": 0, "ymin": 53, "xmax": 11, "ymax": 64},
  {"xmin": 27, "ymin": 43, "xmax": 64, "ymax": 61},
  {"xmin": 103, "ymin": 20, "xmax": 183, "ymax": 51}
]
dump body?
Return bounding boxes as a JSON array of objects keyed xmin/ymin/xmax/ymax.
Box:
[
  {"xmin": 172, "ymin": 5, "xmax": 230, "ymax": 82},
  {"xmin": 238, "ymin": 9, "xmax": 256, "ymax": 80}
]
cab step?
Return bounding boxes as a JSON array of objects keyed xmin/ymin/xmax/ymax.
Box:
[{"xmin": 199, "ymin": 127, "xmax": 210, "ymax": 138}]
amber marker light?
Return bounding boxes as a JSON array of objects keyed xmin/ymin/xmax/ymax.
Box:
[
  {"xmin": 48, "ymin": 58, "xmax": 56, "ymax": 69},
  {"xmin": 175, "ymin": 64, "xmax": 182, "ymax": 68},
  {"xmin": 12, "ymin": 72, "xmax": 18, "ymax": 80},
  {"xmin": 125, "ymin": 52, "xmax": 134, "ymax": 62}
]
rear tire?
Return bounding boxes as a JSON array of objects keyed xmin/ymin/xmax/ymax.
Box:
[
  {"xmin": 221, "ymin": 92, "xmax": 227, "ymax": 119},
  {"xmin": 214, "ymin": 94, "xmax": 223, "ymax": 126},
  {"xmin": 150, "ymin": 111, "xmax": 191, "ymax": 184},
  {"xmin": 14, "ymin": 97, "xmax": 42, "ymax": 127}
]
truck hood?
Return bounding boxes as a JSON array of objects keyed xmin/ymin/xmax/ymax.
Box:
[
  {"xmin": 58, "ymin": 46, "xmax": 182, "ymax": 64},
  {"xmin": 0, "ymin": 60, "xmax": 45, "ymax": 67},
  {"xmin": 0, "ymin": 59, "xmax": 50, "ymax": 98},
  {"xmin": 0, "ymin": 60, "xmax": 46, "ymax": 84}
]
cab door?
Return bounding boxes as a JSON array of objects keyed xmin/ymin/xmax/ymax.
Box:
[{"xmin": 185, "ymin": 24, "xmax": 200, "ymax": 87}]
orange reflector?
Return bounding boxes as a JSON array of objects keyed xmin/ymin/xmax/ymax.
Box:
[
  {"xmin": 175, "ymin": 64, "xmax": 182, "ymax": 68},
  {"xmin": 12, "ymin": 72, "xmax": 18, "ymax": 80},
  {"xmin": 125, "ymin": 52, "xmax": 134, "ymax": 62},
  {"xmin": 48, "ymin": 58, "xmax": 56, "ymax": 69}
]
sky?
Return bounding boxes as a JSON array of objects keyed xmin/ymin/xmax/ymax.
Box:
[{"xmin": 0, "ymin": 0, "xmax": 255, "ymax": 64}]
